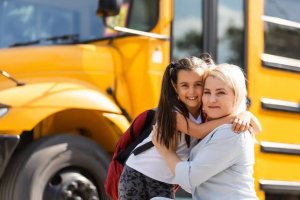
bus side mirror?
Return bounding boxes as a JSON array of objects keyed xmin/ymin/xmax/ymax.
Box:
[{"xmin": 97, "ymin": 0, "xmax": 122, "ymax": 16}]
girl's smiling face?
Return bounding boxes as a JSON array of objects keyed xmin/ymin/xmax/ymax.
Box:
[
  {"xmin": 202, "ymin": 75, "xmax": 235, "ymax": 120},
  {"xmin": 174, "ymin": 69, "xmax": 204, "ymax": 117}
]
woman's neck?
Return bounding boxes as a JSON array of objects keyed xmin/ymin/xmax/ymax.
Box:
[{"xmin": 207, "ymin": 113, "xmax": 231, "ymax": 121}]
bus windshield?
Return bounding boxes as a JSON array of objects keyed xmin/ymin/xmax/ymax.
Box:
[
  {"xmin": 0, "ymin": 0, "xmax": 107, "ymax": 48},
  {"xmin": 0, "ymin": 0, "xmax": 159, "ymax": 49}
]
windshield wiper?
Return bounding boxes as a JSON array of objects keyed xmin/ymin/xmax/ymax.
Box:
[
  {"xmin": 0, "ymin": 70, "xmax": 25, "ymax": 86},
  {"xmin": 9, "ymin": 34, "xmax": 79, "ymax": 47}
]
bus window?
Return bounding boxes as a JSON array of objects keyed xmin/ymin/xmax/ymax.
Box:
[
  {"xmin": 172, "ymin": 0, "xmax": 203, "ymax": 60},
  {"xmin": 104, "ymin": 0, "xmax": 159, "ymax": 36},
  {"xmin": 128, "ymin": 0, "xmax": 159, "ymax": 31},
  {"xmin": 264, "ymin": 0, "xmax": 300, "ymax": 61},
  {"xmin": 217, "ymin": 0, "xmax": 245, "ymax": 69}
]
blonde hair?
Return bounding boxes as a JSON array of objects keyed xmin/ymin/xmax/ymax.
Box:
[{"xmin": 205, "ymin": 64, "xmax": 247, "ymax": 114}]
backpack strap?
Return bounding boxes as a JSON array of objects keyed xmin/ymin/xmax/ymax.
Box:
[
  {"xmin": 135, "ymin": 109, "xmax": 156, "ymax": 142},
  {"xmin": 115, "ymin": 109, "xmax": 155, "ymax": 164},
  {"xmin": 130, "ymin": 109, "xmax": 155, "ymax": 141},
  {"xmin": 132, "ymin": 109, "xmax": 156, "ymax": 155},
  {"xmin": 129, "ymin": 117, "xmax": 138, "ymax": 142},
  {"xmin": 132, "ymin": 140, "xmax": 153, "ymax": 155}
]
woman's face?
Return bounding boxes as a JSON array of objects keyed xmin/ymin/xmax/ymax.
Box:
[
  {"xmin": 202, "ymin": 75, "xmax": 235, "ymax": 120},
  {"xmin": 174, "ymin": 69, "xmax": 204, "ymax": 117}
]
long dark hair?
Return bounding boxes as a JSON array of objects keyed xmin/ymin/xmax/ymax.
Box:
[{"xmin": 156, "ymin": 54, "xmax": 214, "ymax": 149}]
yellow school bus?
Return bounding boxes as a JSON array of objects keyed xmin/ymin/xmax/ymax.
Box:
[
  {"xmin": 0, "ymin": 0, "xmax": 168, "ymax": 199},
  {"xmin": 0, "ymin": 0, "xmax": 299, "ymax": 199}
]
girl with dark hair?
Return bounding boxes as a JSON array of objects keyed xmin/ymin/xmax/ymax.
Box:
[{"xmin": 118, "ymin": 55, "xmax": 260, "ymax": 200}]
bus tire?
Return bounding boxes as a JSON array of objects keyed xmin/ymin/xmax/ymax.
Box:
[{"xmin": 0, "ymin": 134, "xmax": 110, "ymax": 200}]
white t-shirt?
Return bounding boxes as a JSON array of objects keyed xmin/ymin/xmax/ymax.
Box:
[{"xmin": 126, "ymin": 113, "xmax": 202, "ymax": 184}]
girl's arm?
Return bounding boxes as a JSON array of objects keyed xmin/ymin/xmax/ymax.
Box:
[
  {"xmin": 176, "ymin": 113, "xmax": 233, "ymax": 139},
  {"xmin": 177, "ymin": 111, "xmax": 262, "ymax": 139},
  {"xmin": 249, "ymin": 111, "xmax": 262, "ymax": 133}
]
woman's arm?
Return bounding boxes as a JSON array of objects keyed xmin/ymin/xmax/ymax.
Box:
[
  {"xmin": 176, "ymin": 132, "xmax": 243, "ymax": 188},
  {"xmin": 152, "ymin": 127, "xmax": 181, "ymax": 173},
  {"xmin": 153, "ymin": 126, "xmax": 248, "ymax": 189}
]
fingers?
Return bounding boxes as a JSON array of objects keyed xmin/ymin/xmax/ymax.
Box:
[
  {"xmin": 232, "ymin": 118, "xmax": 250, "ymax": 133},
  {"xmin": 152, "ymin": 125, "xmax": 157, "ymax": 135},
  {"xmin": 232, "ymin": 118, "xmax": 239, "ymax": 132},
  {"xmin": 248, "ymin": 126, "xmax": 254, "ymax": 134},
  {"xmin": 240, "ymin": 121, "xmax": 250, "ymax": 132},
  {"xmin": 152, "ymin": 125, "xmax": 158, "ymax": 146}
]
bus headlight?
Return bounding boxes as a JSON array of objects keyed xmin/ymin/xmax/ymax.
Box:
[{"xmin": 0, "ymin": 104, "xmax": 9, "ymax": 118}]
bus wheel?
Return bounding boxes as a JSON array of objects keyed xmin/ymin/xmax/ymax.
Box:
[{"xmin": 0, "ymin": 134, "xmax": 110, "ymax": 200}]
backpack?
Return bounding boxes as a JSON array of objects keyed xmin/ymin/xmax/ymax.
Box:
[{"xmin": 104, "ymin": 109, "xmax": 156, "ymax": 200}]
